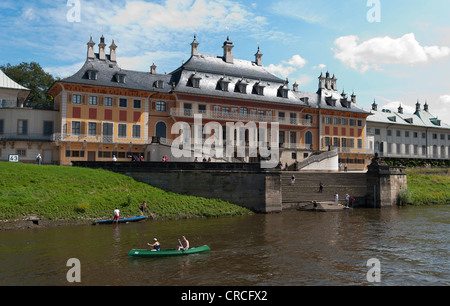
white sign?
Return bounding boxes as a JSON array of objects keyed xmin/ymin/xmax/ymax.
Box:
[{"xmin": 8, "ymin": 155, "xmax": 19, "ymax": 162}]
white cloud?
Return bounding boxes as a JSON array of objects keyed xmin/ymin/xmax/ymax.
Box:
[
  {"xmin": 313, "ymin": 64, "xmax": 327, "ymax": 70},
  {"xmin": 333, "ymin": 33, "xmax": 450, "ymax": 73},
  {"xmin": 266, "ymin": 54, "xmax": 307, "ymax": 79}
]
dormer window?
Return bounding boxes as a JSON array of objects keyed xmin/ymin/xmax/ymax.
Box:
[
  {"xmin": 236, "ymin": 80, "xmax": 248, "ymax": 94},
  {"xmin": 87, "ymin": 70, "xmax": 98, "ymax": 80},
  {"xmin": 218, "ymin": 78, "xmax": 231, "ymax": 91},
  {"xmin": 189, "ymin": 74, "xmax": 202, "ymax": 88},
  {"xmin": 326, "ymin": 97, "xmax": 336, "ymax": 106},
  {"xmin": 278, "ymin": 86, "xmax": 289, "ymax": 98},
  {"xmin": 115, "ymin": 73, "xmax": 126, "ymax": 83},
  {"xmin": 153, "ymin": 80, "xmax": 164, "ymax": 89},
  {"xmin": 253, "ymin": 83, "xmax": 265, "ymax": 96}
]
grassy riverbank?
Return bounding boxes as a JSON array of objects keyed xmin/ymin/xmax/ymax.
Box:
[
  {"xmin": 0, "ymin": 162, "xmax": 252, "ymax": 222},
  {"xmin": 400, "ymin": 168, "xmax": 450, "ymax": 206}
]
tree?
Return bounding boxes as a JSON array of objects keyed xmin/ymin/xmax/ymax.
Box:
[{"xmin": 0, "ymin": 62, "xmax": 56, "ymax": 110}]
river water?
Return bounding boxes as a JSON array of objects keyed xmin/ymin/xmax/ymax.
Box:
[{"xmin": 0, "ymin": 206, "xmax": 449, "ymax": 286}]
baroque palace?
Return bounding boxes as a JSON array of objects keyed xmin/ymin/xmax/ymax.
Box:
[
  {"xmin": 7, "ymin": 34, "xmax": 449, "ymax": 169},
  {"xmin": 44, "ymin": 34, "xmax": 372, "ymax": 169}
]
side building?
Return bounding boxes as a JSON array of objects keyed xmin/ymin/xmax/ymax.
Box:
[
  {"xmin": 366, "ymin": 100, "xmax": 450, "ymax": 161},
  {"xmin": 0, "ymin": 69, "xmax": 59, "ymax": 164}
]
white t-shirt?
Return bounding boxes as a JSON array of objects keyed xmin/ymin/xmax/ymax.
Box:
[{"xmin": 114, "ymin": 209, "xmax": 120, "ymax": 216}]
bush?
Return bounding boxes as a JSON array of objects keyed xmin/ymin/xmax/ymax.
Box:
[
  {"xmin": 398, "ymin": 189, "xmax": 413, "ymax": 206},
  {"xmin": 75, "ymin": 202, "xmax": 89, "ymax": 213}
]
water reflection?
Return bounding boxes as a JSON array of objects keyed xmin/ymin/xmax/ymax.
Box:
[{"xmin": 0, "ymin": 206, "xmax": 449, "ymax": 286}]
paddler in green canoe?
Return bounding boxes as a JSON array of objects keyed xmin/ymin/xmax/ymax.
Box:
[
  {"xmin": 176, "ymin": 236, "xmax": 189, "ymax": 251},
  {"xmin": 147, "ymin": 238, "xmax": 161, "ymax": 251}
]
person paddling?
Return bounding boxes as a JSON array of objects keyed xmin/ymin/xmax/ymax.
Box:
[
  {"xmin": 176, "ymin": 236, "xmax": 189, "ymax": 251},
  {"xmin": 148, "ymin": 238, "xmax": 160, "ymax": 251}
]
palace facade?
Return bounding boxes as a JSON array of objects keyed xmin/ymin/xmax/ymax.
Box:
[{"xmin": 45, "ymin": 34, "xmax": 374, "ymax": 169}]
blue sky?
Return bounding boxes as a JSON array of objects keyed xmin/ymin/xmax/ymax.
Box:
[{"xmin": 1, "ymin": 0, "xmax": 449, "ymax": 121}]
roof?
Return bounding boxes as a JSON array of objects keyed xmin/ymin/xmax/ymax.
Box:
[
  {"xmin": 366, "ymin": 107, "xmax": 450, "ymax": 130},
  {"xmin": 0, "ymin": 69, "xmax": 30, "ymax": 91},
  {"xmin": 61, "ymin": 54, "xmax": 173, "ymax": 93}
]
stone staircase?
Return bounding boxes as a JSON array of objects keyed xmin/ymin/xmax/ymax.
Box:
[{"xmin": 281, "ymin": 171, "xmax": 368, "ymax": 209}]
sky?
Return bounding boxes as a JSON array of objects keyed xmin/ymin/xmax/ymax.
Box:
[{"xmin": 1, "ymin": 0, "xmax": 450, "ymax": 122}]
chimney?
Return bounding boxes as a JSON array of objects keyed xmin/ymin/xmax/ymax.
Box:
[
  {"xmin": 87, "ymin": 36, "xmax": 95, "ymax": 60},
  {"xmin": 424, "ymin": 101, "xmax": 429, "ymax": 112},
  {"xmin": 222, "ymin": 36, "xmax": 234, "ymax": 64},
  {"xmin": 254, "ymin": 45, "xmax": 262, "ymax": 66},
  {"xmin": 98, "ymin": 35, "xmax": 106, "ymax": 60},
  {"xmin": 109, "ymin": 39, "xmax": 117, "ymax": 62},
  {"xmin": 351, "ymin": 92, "xmax": 356, "ymax": 103},
  {"xmin": 293, "ymin": 82, "xmax": 299, "ymax": 92},
  {"xmin": 372, "ymin": 99, "xmax": 378, "ymax": 111},
  {"xmin": 318, "ymin": 72, "xmax": 325, "ymax": 90},
  {"xmin": 191, "ymin": 34, "xmax": 199, "ymax": 56},
  {"xmin": 416, "ymin": 99, "xmax": 421, "ymax": 112},
  {"xmin": 150, "ymin": 63, "xmax": 157, "ymax": 75},
  {"xmin": 398, "ymin": 104, "xmax": 403, "ymax": 114},
  {"xmin": 331, "ymin": 74, "xmax": 337, "ymax": 91}
]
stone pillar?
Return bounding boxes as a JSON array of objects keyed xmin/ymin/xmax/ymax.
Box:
[{"xmin": 366, "ymin": 154, "xmax": 407, "ymax": 207}]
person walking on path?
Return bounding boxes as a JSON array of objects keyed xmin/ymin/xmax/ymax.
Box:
[
  {"xmin": 319, "ymin": 182, "xmax": 323, "ymax": 193},
  {"xmin": 334, "ymin": 192, "xmax": 339, "ymax": 204}
]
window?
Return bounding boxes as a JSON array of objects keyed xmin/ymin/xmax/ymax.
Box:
[
  {"xmin": 116, "ymin": 74, "xmax": 126, "ymax": 83},
  {"xmin": 290, "ymin": 132, "xmax": 296, "ymax": 144},
  {"xmin": 104, "ymin": 97, "xmax": 113, "ymax": 107},
  {"xmin": 1, "ymin": 99, "xmax": 6, "ymax": 108},
  {"xmin": 87, "ymin": 70, "xmax": 97, "ymax": 80},
  {"xmin": 349, "ymin": 138, "xmax": 355, "ymax": 148},
  {"xmin": 119, "ymin": 98, "xmax": 127, "ymax": 108},
  {"xmin": 258, "ymin": 110, "xmax": 265, "ymax": 119},
  {"xmin": 440, "ymin": 134, "xmax": 445, "ymax": 140},
  {"xmin": 405, "ymin": 131, "xmax": 410, "ymax": 138},
  {"xmin": 324, "ymin": 136, "xmax": 330, "ymax": 148},
  {"xmin": 358, "ymin": 139, "xmax": 363, "ymax": 149},
  {"xmin": 279, "ymin": 112, "xmax": 285, "ymax": 121},
  {"xmin": 102, "ymin": 123, "xmax": 113, "ymax": 142},
  {"xmin": 72, "ymin": 121, "xmax": 81, "ymax": 135},
  {"xmin": 214, "ymin": 106, "xmax": 221, "ymax": 114},
  {"xmin": 118, "ymin": 124, "xmax": 127, "ymax": 138},
  {"xmin": 17, "ymin": 149, "xmax": 26, "ymax": 156},
  {"xmin": 43, "ymin": 121, "xmax": 53, "ymax": 136},
  {"xmin": 333, "ymin": 137, "xmax": 340, "ymax": 147},
  {"xmin": 357, "ymin": 120, "xmax": 362, "ymax": 127},
  {"xmin": 155, "ymin": 122, "xmax": 167, "ymax": 138},
  {"xmin": 349, "ymin": 119, "xmax": 355, "ymax": 126},
  {"xmin": 0, "ymin": 119, "xmax": 3, "ymax": 134},
  {"xmin": 73, "ymin": 94, "xmax": 82, "ymax": 104},
  {"xmin": 341, "ymin": 118, "xmax": 347, "ymax": 126},
  {"xmin": 414, "ymin": 145, "xmax": 418, "ymax": 155},
  {"xmin": 433, "ymin": 133, "xmax": 437, "ymax": 139},
  {"xmin": 333, "ymin": 117, "xmax": 339, "ymax": 125},
  {"xmin": 324, "ymin": 117, "xmax": 331, "ymax": 124},
  {"xmin": 156, "ymin": 101, "xmax": 166, "ymax": 112},
  {"xmin": 89, "ymin": 96, "xmax": 97, "ymax": 105},
  {"xmin": 222, "ymin": 107, "xmax": 229, "ymax": 115},
  {"xmin": 305, "ymin": 131, "xmax": 313, "ymax": 147},
  {"xmin": 133, "ymin": 100, "xmax": 141, "ymax": 109},
  {"xmin": 198, "ymin": 105, "xmax": 206, "ymax": 114},
  {"xmin": 18, "ymin": 120, "xmax": 28, "ymax": 135},
  {"xmin": 132, "ymin": 125, "xmax": 141, "ymax": 139},
  {"xmin": 422, "ymin": 145, "xmax": 427, "ymax": 156},
  {"xmin": 387, "ymin": 130, "xmax": 392, "ymax": 137},
  {"xmin": 88, "ymin": 122, "xmax": 97, "ymax": 136},
  {"xmin": 341, "ymin": 138, "xmax": 347, "ymax": 148},
  {"xmin": 414, "ymin": 132, "xmax": 418, "ymax": 138},
  {"xmin": 240, "ymin": 108, "xmax": 248, "ymax": 117},
  {"xmin": 375, "ymin": 129, "xmax": 381, "ymax": 135},
  {"xmin": 290, "ymin": 113, "xmax": 297, "ymax": 125},
  {"xmin": 396, "ymin": 130, "xmax": 401, "ymax": 137}
]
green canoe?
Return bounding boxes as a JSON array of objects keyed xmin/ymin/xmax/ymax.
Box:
[{"xmin": 128, "ymin": 245, "xmax": 211, "ymax": 258}]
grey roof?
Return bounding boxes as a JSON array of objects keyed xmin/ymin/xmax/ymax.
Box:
[
  {"xmin": 0, "ymin": 69, "xmax": 30, "ymax": 91},
  {"xmin": 176, "ymin": 53, "xmax": 285, "ymax": 83},
  {"xmin": 62, "ymin": 54, "xmax": 172, "ymax": 93},
  {"xmin": 366, "ymin": 106, "xmax": 450, "ymax": 130},
  {"xmin": 171, "ymin": 54, "xmax": 370, "ymax": 115}
]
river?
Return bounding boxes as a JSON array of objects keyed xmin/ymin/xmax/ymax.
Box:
[{"xmin": 0, "ymin": 206, "xmax": 449, "ymax": 286}]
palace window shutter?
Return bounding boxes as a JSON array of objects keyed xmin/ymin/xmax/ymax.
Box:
[
  {"xmin": 113, "ymin": 97, "xmax": 118, "ymax": 107},
  {"xmin": 99, "ymin": 96, "xmax": 104, "ymax": 106},
  {"xmin": 81, "ymin": 121, "xmax": 86, "ymax": 135},
  {"xmin": 68, "ymin": 93, "xmax": 72, "ymax": 104}
]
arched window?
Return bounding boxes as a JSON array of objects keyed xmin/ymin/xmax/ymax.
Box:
[
  {"xmin": 305, "ymin": 131, "xmax": 313, "ymax": 148},
  {"xmin": 155, "ymin": 122, "xmax": 167, "ymax": 139}
]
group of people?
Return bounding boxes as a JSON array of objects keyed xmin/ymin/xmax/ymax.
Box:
[
  {"xmin": 334, "ymin": 192, "xmax": 355, "ymax": 208},
  {"xmin": 148, "ymin": 236, "xmax": 190, "ymax": 252}
]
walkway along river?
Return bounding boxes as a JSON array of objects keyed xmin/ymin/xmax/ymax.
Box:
[{"xmin": 0, "ymin": 206, "xmax": 448, "ymax": 286}]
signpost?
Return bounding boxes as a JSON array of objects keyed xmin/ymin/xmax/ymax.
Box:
[{"xmin": 8, "ymin": 154, "xmax": 19, "ymax": 162}]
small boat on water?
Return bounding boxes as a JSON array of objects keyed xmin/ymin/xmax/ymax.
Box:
[
  {"xmin": 128, "ymin": 245, "xmax": 211, "ymax": 258},
  {"xmin": 297, "ymin": 202, "xmax": 351, "ymax": 212},
  {"xmin": 94, "ymin": 216, "xmax": 148, "ymax": 225}
]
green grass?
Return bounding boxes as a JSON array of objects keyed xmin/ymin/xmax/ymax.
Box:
[
  {"xmin": 0, "ymin": 162, "xmax": 252, "ymax": 221},
  {"xmin": 402, "ymin": 168, "xmax": 450, "ymax": 206}
]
